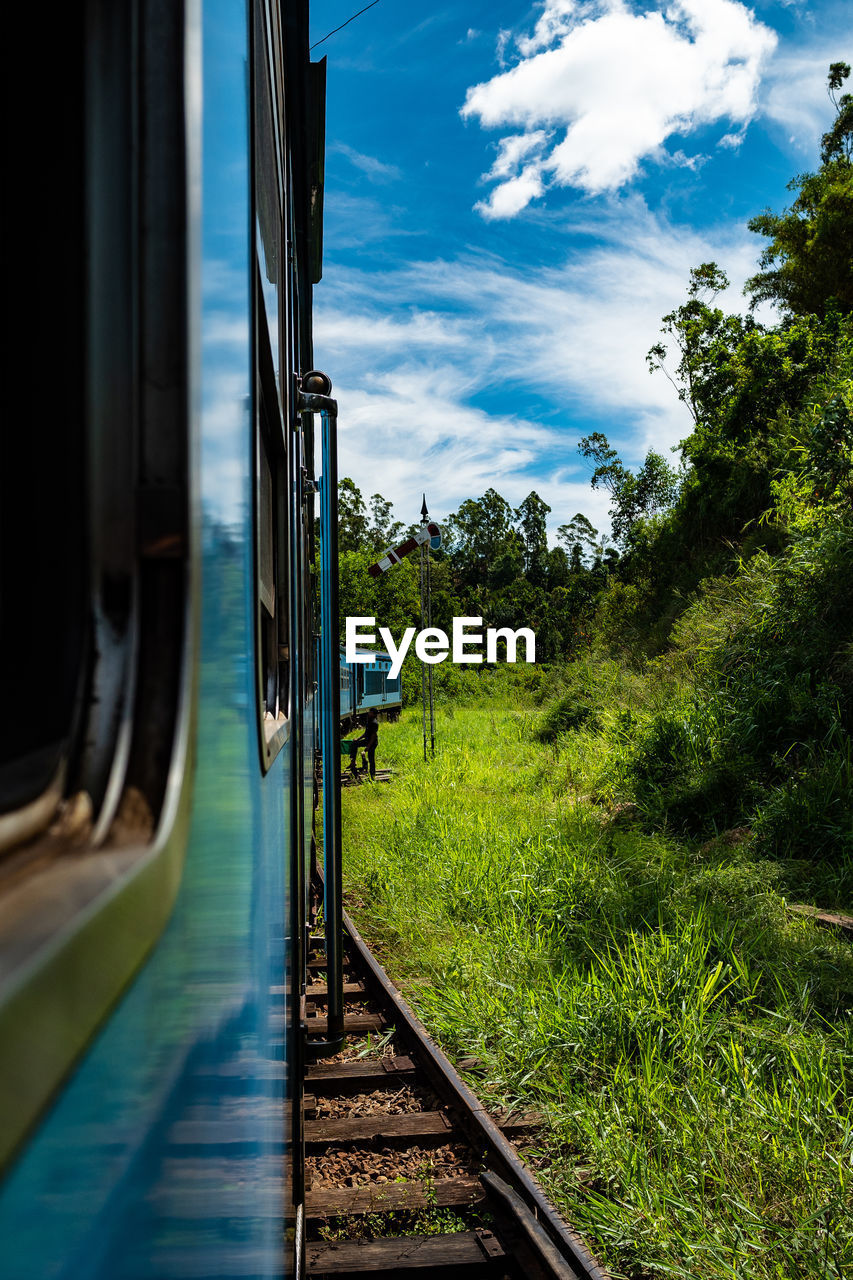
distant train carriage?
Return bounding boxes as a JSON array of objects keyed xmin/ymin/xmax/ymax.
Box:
[
  {"xmin": 339, "ymin": 649, "xmax": 403, "ymax": 731},
  {"xmin": 338, "ymin": 652, "xmax": 356, "ymax": 723}
]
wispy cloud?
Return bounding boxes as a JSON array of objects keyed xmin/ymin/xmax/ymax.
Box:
[
  {"xmin": 461, "ymin": 0, "xmax": 777, "ymax": 218},
  {"xmin": 322, "ymin": 191, "xmax": 427, "ymax": 250},
  {"xmin": 331, "ymin": 142, "xmax": 402, "ymax": 183},
  {"xmin": 316, "ymin": 201, "xmax": 765, "ymax": 534},
  {"xmin": 761, "ymin": 39, "xmax": 853, "ymax": 152}
]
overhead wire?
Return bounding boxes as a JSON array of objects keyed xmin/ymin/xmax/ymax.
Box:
[{"xmin": 310, "ymin": 0, "xmax": 381, "ymax": 51}]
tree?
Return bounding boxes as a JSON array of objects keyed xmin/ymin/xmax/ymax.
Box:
[
  {"xmin": 514, "ymin": 491, "xmax": 551, "ymax": 585},
  {"xmin": 557, "ymin": 512, "xmax": 601, "ymax": 570},
  {"xmin": 646, "ymin": 259, "xmax": 847, "ymax": 561},
  {"xmin": 821, "ymin": 61, "xmax": 853, "ymax": 163},
  {"xmin": 647, "ymin": 263, "xmax": 750, "ymax": 426},
  {"xmin": 545, "ymin": 545, "xmax": 570, "ymax": 591},
  {"xmin": 445, "ymin": 488, "xmax": 517, "ymax": 590},
  {"xmin": 578, "ymin": 435, "xmax": 678, "ymax": 547},
  {"xmin": 745, "ymin": 63, "xmax": 853, "ymax": 318},
  {"xmin": 338, "ymin": 477, "xmax": 369, "ymax": 553},
  {"xmin": 488, "ymin": 539, "xmax": 525, "ymax": 589},
  {"xmin": 367, "ymin": 493, "xmax": 405, "ymax": 552},
  {"xmin": 337, "ymin": 548, "xmax": 420, "ymax": 645}
]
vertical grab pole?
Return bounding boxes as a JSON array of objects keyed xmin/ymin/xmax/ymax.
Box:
[
  {"xmin": 319, "ymin": 403, "xmax": 344, "ymax": 1052},
  {"xmin": 300, "ymin": 375, "xmax": 343, "ymax": 1058}
]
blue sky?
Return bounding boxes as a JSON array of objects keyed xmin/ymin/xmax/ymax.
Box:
[{"xmin": 310, "ymin": 0, "xmax": 850, "ymax": 538}]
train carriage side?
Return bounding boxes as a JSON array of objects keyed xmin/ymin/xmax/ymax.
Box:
[
  {"xmin": 339, "ymin": 652, "xmax": 356, "ymax": 727},
  {"xmin": 384, "ymin": 666, "xmax": 403, "ymax": 713},
  {"xmin": 0, "ymin": 3, "xmax": 326, "ymax": 1277},
  {"xmin": 339, "ymin": 649, "xmax": 403, "ymax": 732}
]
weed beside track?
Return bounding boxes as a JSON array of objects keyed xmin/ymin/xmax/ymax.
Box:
[{"xmin": 342, "ymin": 689, "xmax": 853, "ymax": 1280}]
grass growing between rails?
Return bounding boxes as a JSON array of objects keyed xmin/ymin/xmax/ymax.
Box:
[{"xmin": 342, "ymin": 682, "xmax": 853, "ymax": 1280}]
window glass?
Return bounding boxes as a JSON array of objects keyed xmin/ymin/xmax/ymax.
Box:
[
  {"xmin": 365, "ymin": 671, "xmax": 384, "ymax": 697},
  {"xmin": 252, "ymin": 0, "xmax": 289, "ymax": 755},
  {"xmin": 253, "ymin": 3, "xmax": 282, "ymax": 398},
  {"xmin": 256, "ymin": 346, "xmax": 290, "ymax": 732}
]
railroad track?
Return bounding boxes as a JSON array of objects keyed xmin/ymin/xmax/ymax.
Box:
[
  {"xmin": 788, "ymin": 903, "xmax": 853, "ymax": 938},
  {"xmin": 304, "ymin": 909, "xmax": 608, "ymax": 1280}
]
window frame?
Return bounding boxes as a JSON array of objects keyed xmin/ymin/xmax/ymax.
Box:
[
  {"xmin": 251, "ymin": 0, "xmax": 294, "ymax": 770},
  {"xmin": 0, "ymin": 0, "xmax": 199, "ymax": 1172}
]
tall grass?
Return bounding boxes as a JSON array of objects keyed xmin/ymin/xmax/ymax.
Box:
[{"xmin": 343, "ymin": 690, "xmax": 853, "ymax": 1280}]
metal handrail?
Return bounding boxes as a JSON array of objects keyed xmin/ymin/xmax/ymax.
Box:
[{"xmin": 299, "ymin": 377, "xmax": 344, "ymax": 1058}]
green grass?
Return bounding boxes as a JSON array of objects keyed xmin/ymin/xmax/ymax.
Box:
[{"xmin": 342, "ymin": 688, "xmax": 853, "ymax": 1280}]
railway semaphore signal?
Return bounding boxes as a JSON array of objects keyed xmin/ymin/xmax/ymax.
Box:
[
  {"xmin": 362, "ymin": 495, "xmax": 441, "ymax": 761},
  {"xmin": 367, "ymin": 520, "xmax": 441, "ymax": 577},
  {"xmin": 419, "ymin": 495, "xmax": 437, "ymax": 762}
]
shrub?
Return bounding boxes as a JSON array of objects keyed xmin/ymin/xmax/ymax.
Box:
[{"xmin": 537, "ymin": 691, "xmax": 600, "ymax": 740}]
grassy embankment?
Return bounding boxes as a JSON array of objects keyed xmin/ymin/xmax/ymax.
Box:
[{"xmin": 341, "ymin": 671, "xmax": 852, "ymax": 1280}]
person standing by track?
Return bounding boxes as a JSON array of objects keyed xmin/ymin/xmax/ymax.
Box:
[{"xmin": 351, "ymin": 710, "xmax": 379, "ymax": 779}]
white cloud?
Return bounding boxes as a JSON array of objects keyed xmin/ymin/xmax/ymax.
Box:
[
  {"xmin": 318, "ymin": 308, "xmax": 464, "ymax": 352},
  {"xmin": 475, "ymin": 132, "xmax": 553, "ymax": 219},
  {"xmin": 487, "ymin": 130, "xmax": 552, "ymax": 180},
  {"xmin": 333, "ymin": 369, "xmax": 616, "ymax": 537},
  {"xmin": 761, "ymin": 42, "xmax": 853, "ymax": 153},
  {"xmin": 322, "ymin": 191, "xmax": 427, "ymax": 250},
  {"xmin": 331, "ymin": 143, "xmax": 402, "ymax": 183},
  {"xmin": 517, "ymin": 0, "xmax": 583, "ymax": 57},
  {"xmin": 461, "ymin": 0, "xmax": 777, "ymax": 216},
  {"xmin": 476, "ymin": 165, "xmax": 547, "ymax": 219},
  {"xmin": 315, "ymin": 202, "xmax": 765, "ymax": 536}
]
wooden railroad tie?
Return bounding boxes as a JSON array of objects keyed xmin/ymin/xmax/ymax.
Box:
[
  {"xmin": 305, "ymin": 1174, "xmax": 485, "ymax": 1220},
  {"xmin": 305, "ymin": 1056, "xmax": 417, "ymax": 1095},
  {"xmin": 306, "ymin": 1228, "xmax": 506, "ymax": 1276},
  {"xmin": 305, "ymin": 1109, "xmax": 542, "ymax": 1148},
  {"xmin": 303, "ymin": 1012, "xmax": 387, "ymax": 1035}
]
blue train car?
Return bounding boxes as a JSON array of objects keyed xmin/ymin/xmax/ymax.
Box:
[
  {"xmin": 339, "ymin": 650, "xmax": 404, "ymax": 731},
  {"xmin": 339, "ymin": 649, "xmax": 357, "ymax": 724},
  {"xmin": 0, "ymin": 3, "xmax": 336, "ymax": 1277}
]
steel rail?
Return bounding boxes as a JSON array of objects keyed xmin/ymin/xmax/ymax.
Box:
[
  {"xmin": 340, "ymin": 905, "xmax": 610, "ymax": 1280},
  {"xmin": 481, "ymin": 1170, "xmax": 584, "ymax": 1280}
]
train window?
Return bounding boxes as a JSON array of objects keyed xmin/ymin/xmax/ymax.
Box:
[
  {"xmin": 0, "ymin": 0, "xmax": 195, "ymax": 1168},
  {"xmin": 260, "ymin": 445, "xmax": 276, "ymax": 617},
  {"xmin": 0, "ymin": 5, "xmax": 87, "ymax": 835},
  {"xmin": 256, "ymin": 351, "xmax": 291, "ymax": 745},
  {"xmin": 253, "ymin": 0, "xmax": 291, "ymax": 765},
  {"xmin": 253, "ymin": 0, "xmax": 283, "ymax": 403},
  {"xmin": 2, "ymin": 2, "xmax": 190, "ymax": 848},
  {"xmin": 365, "ymin": 670, "xmax": 385, "ymax": 697}
]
